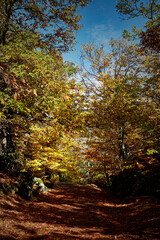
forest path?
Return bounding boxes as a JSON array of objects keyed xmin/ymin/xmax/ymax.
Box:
[{"xmin": 0, "ymin": 182, "xmax": 160, "ymax": 240}]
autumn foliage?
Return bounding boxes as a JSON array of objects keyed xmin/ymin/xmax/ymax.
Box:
[{"xmin": 0, "ymin": 0, "xmax": 159, "ymax": 197}]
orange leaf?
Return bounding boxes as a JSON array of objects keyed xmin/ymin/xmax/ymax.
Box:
[
  {"xmin": 20, "ymin": 79, "xmax": 26, "ymax": 84},
  {"xmin": 14, "ymin": 92, "xmax": 18, "ymax": 100},
  {"xmin": 33, "ymin": 89, "xmax": 38, "ymax": 96}
]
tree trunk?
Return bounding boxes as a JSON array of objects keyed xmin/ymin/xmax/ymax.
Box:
[
  {"xmin": 0, "ymin": 121, "xmax": 15, "ymax": 172},
  {"xmin": 0, "ymin": 28, "xmax": 8, "ymax": 45},
  {"xmin": 119, "ymin": 122, "xmax": 129, "ymax": 161},
  {"xmin": 0, "ymin": 68, "xmax": 15, "ymax": 172}
]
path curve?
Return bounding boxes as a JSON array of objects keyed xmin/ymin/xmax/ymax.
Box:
[{"xmin": 0, "ymin": 183, "xmax": 160, "ymax": 239}]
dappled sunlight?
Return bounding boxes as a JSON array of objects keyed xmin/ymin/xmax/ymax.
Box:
[
  {"xmin": 1, "ymin": 183, "xmax": 160, "ymax": 240},
  {"xmin": 0, "ymin": 0, "xmax": 159, "ymax": 239}
]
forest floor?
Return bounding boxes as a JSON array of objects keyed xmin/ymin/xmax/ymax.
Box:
[{"xmin": 0, "ymin": 182, "xmax": 160, "ymax": 240}]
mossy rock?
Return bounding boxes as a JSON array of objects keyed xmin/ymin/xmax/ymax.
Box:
[{"xmin": 33, "ymin": 177, "xmax": 48, "ymax": 193}]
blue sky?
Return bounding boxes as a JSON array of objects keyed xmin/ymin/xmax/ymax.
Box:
[{"xmin": 63, "ymin": 0, "xmax": 146, "ymax": 64}]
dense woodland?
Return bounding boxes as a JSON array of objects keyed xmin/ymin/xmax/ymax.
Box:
[{"xmin": 0, "ymin": 0, "xmax": 160, "ymax": 199}]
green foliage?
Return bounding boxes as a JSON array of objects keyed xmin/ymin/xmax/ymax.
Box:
[
  {"xmin": 146, "ymin": 149, "xmax": 159, "ymax": 155},
  {"xmin": 0, "ymin": 6, "xmax": 87, "ymax": 177}
]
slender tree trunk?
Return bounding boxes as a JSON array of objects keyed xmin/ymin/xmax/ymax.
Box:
[
  {"xmin": 0, "ymin": 68, "xmax": 15, "ymax": 172},
  {"xmin": 119, "ymin": 122, "xmax": 128, "ymax": 161},
  {"xmin": 1, "ymin": 118, "xmax": 15, "ymax": 172},
  {"xmin": 103, "ymin": 162, "xmax": 110, "ymax": 186},
  {"xmin": 0, "ymin": 28, "xmax": 8, "ymax": 45}
]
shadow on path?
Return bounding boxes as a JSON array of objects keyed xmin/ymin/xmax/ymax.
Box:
[{"xmin": 0, "ymin": 183, "xmax": 160, "ymax": 239}]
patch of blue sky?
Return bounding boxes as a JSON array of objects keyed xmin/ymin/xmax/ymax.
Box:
[{"xmin": 63, "ymin": 0, "xmax": 146, "ymax": 65}]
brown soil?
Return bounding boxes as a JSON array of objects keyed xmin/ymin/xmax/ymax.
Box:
[{"xmin": 0, "ymin": 182, "xmax": 160, "ymax": 240}]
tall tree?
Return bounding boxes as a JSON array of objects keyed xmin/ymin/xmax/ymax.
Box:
[
  {"xmin": 0, "ymin": 40, "xmax": 86, "ymax": 176},
  {"xmin": 0, "ymin": 0, "xmax": 91, "ymax": 51},
  {"xmin": 0, "ymin": 0, "xmax": 91, "ymax": 174},
  {"xmin": 139, "ymin": 20, "xmax": 160, "ymax": 53},
  {"xmin": 116, "ymin": 0, "xmax": 159, "ymax": 20},
  {"xmin": 81, "ymin": 38, "xmax": 159, "ymax": 177},
  {"xmin": 116, "ymin": 0, "xmax": 160, "ymax": 53}
]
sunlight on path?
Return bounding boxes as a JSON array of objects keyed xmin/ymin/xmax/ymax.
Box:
[{"xmin": 0, "ymin": 183, "xmax": 160, "ymax": 240}]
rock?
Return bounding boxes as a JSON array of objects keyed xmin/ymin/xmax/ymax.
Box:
[{"xmin": 33, "ymin": 177, "xmax": 47, "ymax": 193}]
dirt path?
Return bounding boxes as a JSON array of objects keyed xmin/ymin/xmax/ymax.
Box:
[{"xmin": 0, "ymin": 182, "xmax": 160, "ymax": 240}]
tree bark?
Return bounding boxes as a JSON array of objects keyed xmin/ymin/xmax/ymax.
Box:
[{"xmin": 119, "ymin": 122, "xmax": 129, "ymax": 161}]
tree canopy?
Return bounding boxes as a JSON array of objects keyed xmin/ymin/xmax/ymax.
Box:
[
  {"xmin": 0, "ymin": 0, "xmax": 91, "ymax": 51},
  {"xmin": 0, "ymin": 0, "xmax": 159, "ymax": 197},
  {"xmin": 0, "ymin": 0, "xmax": 90, "ymax": 181},
  {"xmin": 81, "ymin": 38, "xmax": 159, "ymax": 180},
  {"xmin": 116, "ymin": 0, "xmax": 160, "ymax": 20}
]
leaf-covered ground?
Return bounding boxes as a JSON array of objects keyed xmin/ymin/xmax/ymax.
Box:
[{"xmin": 0, "ymin": 182, "xmax": 160, "ymax": 240}]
